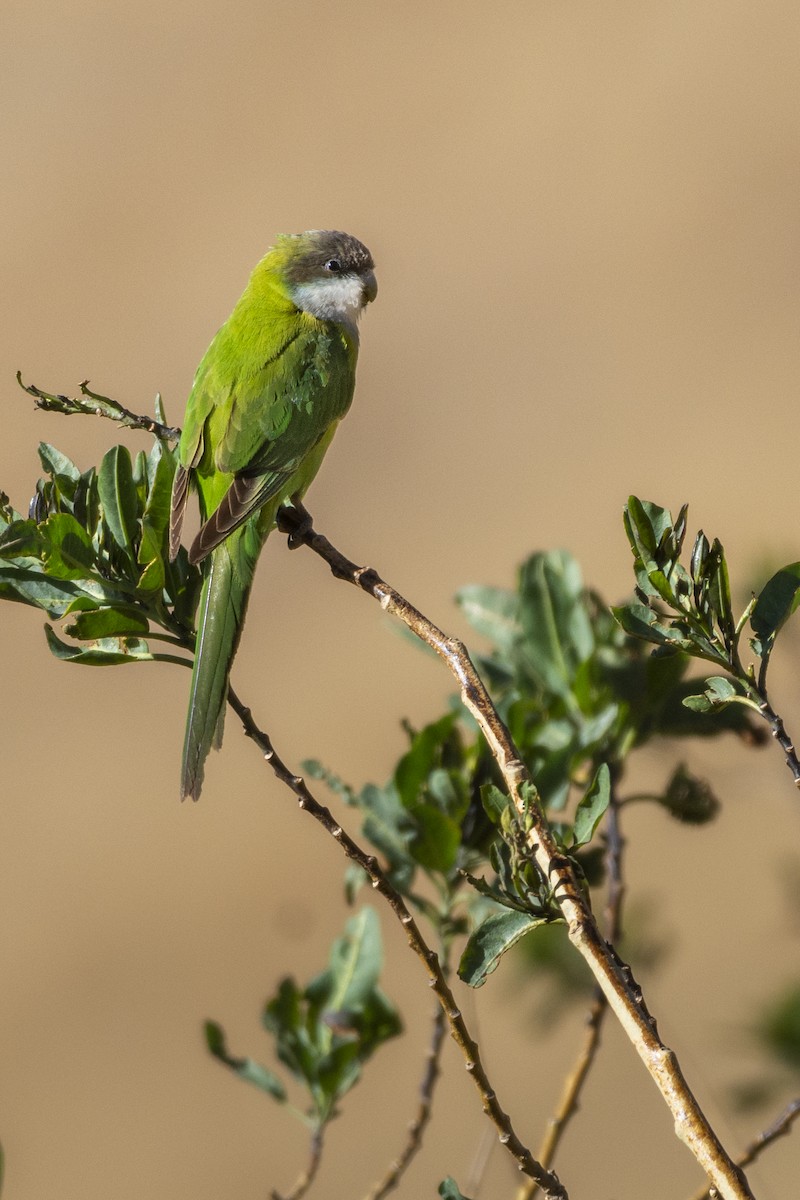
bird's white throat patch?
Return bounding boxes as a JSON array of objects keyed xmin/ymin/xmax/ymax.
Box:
[{"xmin": 291, "ymin": 274, "xmax": 368, "ymax": 332}]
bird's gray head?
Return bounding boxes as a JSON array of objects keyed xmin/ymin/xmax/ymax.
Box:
[{"xmin": 277, "ymin": 230, "xmax": 377, "ymax": 334}]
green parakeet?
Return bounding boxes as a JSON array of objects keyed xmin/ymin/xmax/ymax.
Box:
[{"xmin": 169, "ymin": 230, "xmax": 377, "ymax": 800}]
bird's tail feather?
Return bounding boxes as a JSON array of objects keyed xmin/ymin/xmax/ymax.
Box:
[{"xmin": 181, "ymin": 521, "xmax": 261, "ymax": 800}]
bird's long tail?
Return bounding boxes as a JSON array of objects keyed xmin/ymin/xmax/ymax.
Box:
[{"xmin": 181, "ymin": 520, "xmax": 261, "ymax": 800}]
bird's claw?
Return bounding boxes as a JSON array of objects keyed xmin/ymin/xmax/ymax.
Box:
[{"xmin": 278, "ymin": 501, "xmax": 313, "ymax": 549}]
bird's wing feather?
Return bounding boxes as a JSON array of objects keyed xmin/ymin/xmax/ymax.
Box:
[
  {"xmin": 215, "ymin": 325, "xmax": 346, "ymax": 474},
  {"xmin": 188, "ymin": 467, "xmax": 295, "ymax": 562},
  {"xmin": 168, "ymin": 464, "xmax": 191, "ymax": 561},
  {"xmin": 187, "ymin": 324, "xmax": 354, "ymax": 563}
]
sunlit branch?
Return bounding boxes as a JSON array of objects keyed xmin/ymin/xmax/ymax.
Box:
[
  {"xmin": 520, "ymin": 775, "xmax": 627, "ymax": 1199},
  {"xmin": 687, "ymin": 1097, "xmax": 800, "ymax": 1200},
  {"xmin": 276, "ymin": 501, "xmax": 754, "ymax": 1200}
]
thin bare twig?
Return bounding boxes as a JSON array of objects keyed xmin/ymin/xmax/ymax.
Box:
[
  {"xmin": 755, "ymin": 691, "xmax": 800, "ymax": 788},
  {"xmin": 687, "ymin": 1097, "xmax": 800, "ymax": 1200},
  {"xmin": 363, "ymin": 1003, "xmax": 447, "ymax": 1200},
  {"xmin": 17, "ymin": 374, "xmax": 181, "ymax": 441},
  {"xmin": 520, "ymin": 775, "xmax": 627, "ymax": 1199},
  {"xmin": 226, "ymin": 687, "xmax": 568, "ymax": 1200},
  {"xmin": 276, "ymin": 501, "xmax": 755, "ymax": 1200},
  {"xmin": 271, "ymin": 1126, "xmax": 324, "ymax": 1200}
]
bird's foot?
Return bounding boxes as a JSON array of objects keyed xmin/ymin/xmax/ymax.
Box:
[{"xmin": 278, "ymin": 500, "xmax": 314, "ymax": 549}]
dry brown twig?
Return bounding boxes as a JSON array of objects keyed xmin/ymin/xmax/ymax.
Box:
[
  {"xmin": 274, "ymin": 500, "xmax": 756, "ymax": 1200},
  {"xmin": 270, "ymin": 1127, "xmax": 324, "ymax": 1200},
  {"xmin": 363, "ymin": 1003, "xmax": 447, "ymax": 1200}
]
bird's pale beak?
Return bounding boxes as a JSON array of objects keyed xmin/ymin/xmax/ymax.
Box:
[{"xmin": 362, "ymin": 271, "xmax": 378, "ymax": 305}]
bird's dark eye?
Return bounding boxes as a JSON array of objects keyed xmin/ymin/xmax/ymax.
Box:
[{"xmin": 324, "ymin": 258, "xmax": 342, "ymax": 273}]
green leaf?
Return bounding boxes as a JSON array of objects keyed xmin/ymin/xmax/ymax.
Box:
[
  {"xmin": 302, "ymin": 759, "xmax": 357, "ymax": 804},
  {"xmin": 480, "ymin": 783, "xmax": 508, "ymax": 826},
  {"xmin": 137, "ymin": 442, "xmax": 174, "ymax": 592},
  {"xmin": 458, "ymin": 908, "xmax": 550, "ymax": 988},
  {"xmin": 636, "ymin": 564, "xmax": 678, "ymax": 606},
  {"xmin": 426, "ymin": 767, "xmax": 463, "ymax": 815},
  {"xmin": 97, "ymin": 445, "xmax": 138, "ymax": 554},
  {"xmin": 307, "ymin": 907, "xmax": 384, "ymax": 1015},
  {"xmin": 439, "ymin": 1180, "xmax": 474, "ymax": 1200},
  {"xmin": 64, "ymin": 607, "xmax": 150, "ymax": 639},
  {"xmin": 705, "ymin": 538, "xmax": 734, "ymax": 640},
  {"xmin": 356, "ymin": 782, "xmax": 416, "ymax": 886},
  {"xmin": 0, "ymin": 519, "xmax": 45, "ymax": 559},
  {"xmin": 261, "ymin": 909, "xmax": 400, "ymax": 1122},
  {"xmin": 407, "ymin": 803, "xmax": 461, "ymax": 873},
  {"xmin": 455, "ymin": 583, "xmax": 518, "ymax": 652},
  {"xmin": 204, "ymin": 1021, "xmax": 287, "ymax": 1102},
  {"xmin": 622, "ymin": 498, "xmax": 694, "ymax": 608},
  {"xmin": 40, "ymin": 513, "xmax": 97, "ymax": 580},
  {"xmin": 690, "ymin": 530, "xmax": 710, "ymax": 589},
  {"xmin": 682, "ymin": 676, "xmax": 740, "ymax": 712},
  {"xmin": 38, "ymin": 442, "xmax": 81, "ymax": 486},
  {"xmin": 572, "ymin": 763, "xmax": 610, "ymax": 847},
  {"xmin": 611, "ymin": 602, "xmax": 691, "ymax": 650},
  {"xmin": 0, "ymin": 566, "xmax": 106, "ymax": 616},
  {"xmin": 262, "ymin": 978, "xmax": 312, "ymax": 1083},
  {"xmin": 44, "ymin": 624, "xmax": 153, "ymax": 665},
  {"xmin": 652, "ymin": 676, "xmax": 764, "ymax": 739},
  {"xmin": 132, "ymin": 447, "xmax": 148, "ymax": 496},
  {"xmin": 517, "ymin": 550, "xmax": 594, "ymax": 697},
  {"xmin": 624, "ymin": 496, "xmax": 675, "ymax": 560},
  {"xmin": 0, "ymin": 493, "xmax": 20, "ymax": 531},
  {"xmin": 137, "ymin": 556, "xmax": 164, "ymax": 592},
  {"xmin": 394, "ymin": 713, "xmax": 458, "ymax": 808},
  {"xmin": 751, "ymin": 562, "xmax": 800, "ymax": 657}
]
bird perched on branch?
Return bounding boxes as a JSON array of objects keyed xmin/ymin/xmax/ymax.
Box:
[{"xmin": 169, "ymin": 230, "xmax": 377, "ymax": 800}]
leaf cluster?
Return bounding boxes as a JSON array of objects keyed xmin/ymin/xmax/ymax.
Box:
[
  {"xmin": 614, "ymin": 496, "xmax": 800, "ymax": 721},
  {"xmin": 2, "ymin": 440, "xmax": 758, "ymax": 1002},
  {"xmin": 205, "ymin": 908, "xmax": 400, "ymax": 1128},
  {"xmin": 311, "ymin": 547, "xmax": 750, "ymax": 997},
  {"xmin": 0, "ymin": 437, "xmax": 200, "ymax": 666}
]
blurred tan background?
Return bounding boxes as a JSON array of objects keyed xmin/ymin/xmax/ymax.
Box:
[{"xmin": 2, "ymin": 2, "xmax": 799, "ymax": 1197}]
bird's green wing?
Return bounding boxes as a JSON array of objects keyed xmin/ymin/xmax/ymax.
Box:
[
  {"xmin": 187, "ymin": 322, "xmax": 356, "ymax": 561},
  {"xmin": 214, "ymin": 322, "xmax": 352, "ymax": 475}
]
